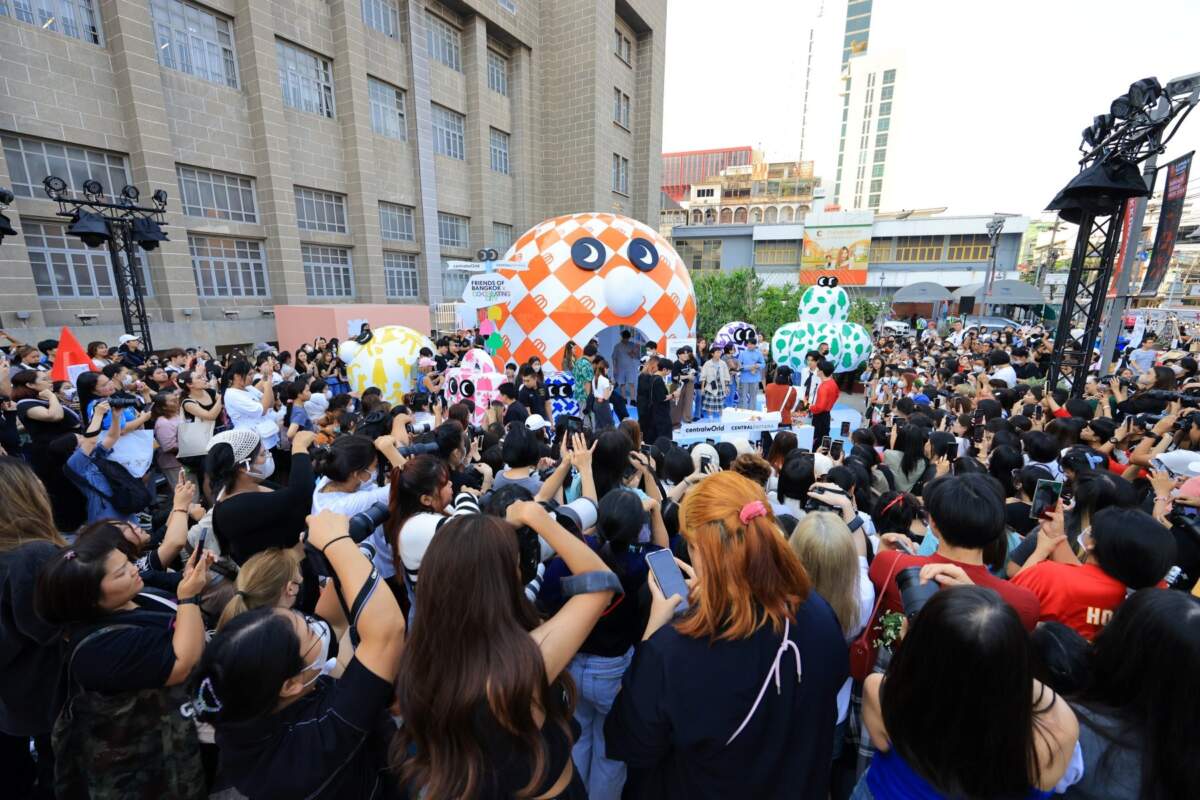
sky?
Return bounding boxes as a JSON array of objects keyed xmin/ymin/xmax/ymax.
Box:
[{"xmin": 662, "ymin": 0, "xmax": 1200, "ymax": 217}]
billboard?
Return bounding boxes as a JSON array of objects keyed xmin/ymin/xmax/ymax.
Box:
[
  {"xmin": 1140, "ymin": 151, "xmax": 1194, "ymax": 297},
  {"xmin": 801, "ymin": 210, "xmax": 873, "ymax": 285}
]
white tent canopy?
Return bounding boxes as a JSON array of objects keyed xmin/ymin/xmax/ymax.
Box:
[
  {"xmin": 952, "ymin": 279, "xmax": 1046, "ymax": 305},
  {"xmin": 892, "ymin": 282, "xmax": 953, "ymax": 303}
]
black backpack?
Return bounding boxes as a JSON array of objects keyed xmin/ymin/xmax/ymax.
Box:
[{"xmin": 98, "ymin": 459, "xmax": 154, "ymax": 514}]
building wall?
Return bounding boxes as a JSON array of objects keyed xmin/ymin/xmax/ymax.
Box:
[{"xmin": 0, "ymin": 0, "xmax": 666, "ymax": 350}]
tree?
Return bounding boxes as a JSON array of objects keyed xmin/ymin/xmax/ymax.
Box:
[
  {"xmin": 751, "ymin": 284, "xmax": 805, "ymax": 340},
  {"xmin": 692, "ymin": 268, "xmax": 758, "ymax": 340},
  {"xmin": 847, "ymin": 295, "xmax": 884, "ymax": 328}
]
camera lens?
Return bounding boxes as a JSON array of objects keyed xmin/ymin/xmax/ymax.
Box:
[{"xmin": 895, "ymin": 566, "xmax": 939, "ymax": 619}]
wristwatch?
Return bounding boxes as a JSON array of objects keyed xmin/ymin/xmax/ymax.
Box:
[{"xmin": 177, "ymin": 596, "xmax": 202, "ymax": 606}]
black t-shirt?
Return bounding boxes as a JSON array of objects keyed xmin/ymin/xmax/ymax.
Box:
[
  {"xmin": 1005, "ymin": 501, "xmax": 1037, "ymax": 536},
  {"xmin": 517, "ymin": 385, "xmax": 548, "ymax": 416},
  {"xmin": 636, "ymin": 373, "xmax": 653, "ymax": 408},
  {"xmin": 68, "ymin": 608, "xmax": 177, "ymax": 694},
  {"xmin": 503, "ymin": 400, "xmax": 529, "ymax": 425},
  {"xmin": 214, "ymin": 657, "xmax": 401, "ymax": 800},
  {"xmin": 1013, "ymin": 362, "xmax": 1041, "ymax": 381},
  {"xmin": 0, "ymin": 540, "xmax": 65, "ymax": 734}
]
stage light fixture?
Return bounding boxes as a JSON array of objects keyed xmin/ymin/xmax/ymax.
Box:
[
  {"xmin": 67, "ymin": 211, "xmax": 112, "ymax": 248},
  {"xmin": 131, "ymin": 216, "xmax": 169, "ymax": 251}
]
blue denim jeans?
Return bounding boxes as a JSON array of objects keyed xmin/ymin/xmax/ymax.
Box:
[
  {"xmin": 567, "ymin": 648, "xmax": 633, "ymax": 800},
  {"xmin": 849, "ymin": 769, "xmax": 874, "ymax": 800}
]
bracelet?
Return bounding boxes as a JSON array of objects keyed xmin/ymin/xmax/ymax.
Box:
[
  {"xmin": 177, "ymin": 596, "xmax": 201, "ymax": 606},
  {"xmin": 171, "ymin": 508, "xmax": 189, "ymax": 515},
  {"xmin": 320, "ymin": 535, "xmax": 354, "ymax": 554}
]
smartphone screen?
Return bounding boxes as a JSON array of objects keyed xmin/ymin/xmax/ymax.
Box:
[
  {"xmin": 640, "ymin": 443, "xmax": 652, "ymax": 455},
  {"xmin": 972, "ymin": 424, "xmax": 985, "ymax": 443},
  {"xmin": 972, "ymin": 410, "xmax": 985, "ymax": 425},
  {"xmin": 820, "ymin": 436, "xmax": 832, "ymax": 453},
  {"xmin": 829, "ymin": 439, "xmax": 843, "ymax": 460},
  {"xmin": 946, "ymin": 446, "xmax": 959, "ymax": 462},
  {"xmin": 1029, "ymin": 479, "xmax": 1064, "ymax": 520},
  {"xmin": 840, "ymin": 421, "xmax": 851, "ymax": 437},
  {"xmin": 700, "ymin": 455, "xmax": 712, "ymax": 471},
  {"xmin": 645, "ymin": 549, "xmax": 690, "ymax": 615},
  {"xmin": 1033, "ymin": 404, "xmax": 1043, "ymax": 420},
  {"xmin": 566, "ymin": 415, "xmax": 583, "ymax": 433}
]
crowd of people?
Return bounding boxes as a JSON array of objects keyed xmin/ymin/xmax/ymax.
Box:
[{"xmin": 0, "ymin": 317, "xmax": 1197, "ymax": 800}]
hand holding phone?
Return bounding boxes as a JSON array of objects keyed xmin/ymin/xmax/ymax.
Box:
[
  {"xmin": 829, "ymin": 439, "xmax": 843, "ymax": 461},
  {"xmin": 1029, "ymin": 479, "xmax": 1064, "ymax": 520},
  {"xmin": 820, "ymin": 435, "xmax": 832, "ymax": 454},
  {"xmin": 646, "ymin": 549, "xmax": 691, "ymax": 617}
]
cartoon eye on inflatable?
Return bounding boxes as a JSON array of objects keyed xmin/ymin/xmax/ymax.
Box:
[
  {"xmin": 460, "ymin": 380, "xmax": 476, "ymax": 398},
  {"xmin": 446, "ymin": 377, "xmax": 459, "ymax": 395},
  {"xmin": 816, "ymin": 275, "xmax": 840, "ymax": 288},
  {"xmin": 627, "ymin": 237, "xmax": 659, "ymax": 272},
  {"xmin": 732, "ymin": 327, "xmax": 749, "ymax": 343},
  {"xmin": 571, "ymin": 237, "xmax": 607, "ymax": 271},
  {"xmin": 817, "ymin": 276, "xmax": 829, "ymax": 287}
]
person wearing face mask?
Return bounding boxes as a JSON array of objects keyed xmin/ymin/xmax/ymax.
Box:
[
  {"xmin": 205, "ymin": 428, "xmax": 317, "ymax": 571},
  {"xmin": 311, "ymin": 432, "xmax": 408, "ymax": 582},
  {"xmin": 79, "ymin": 368, "xmax": 156, "ymax": 479},
  {"xmin": 188, "ymin": 509, "xmax": 407, "ymax": 799},
  {"xmin": 11, "ymin": 369, "xmax": 85, "ymax": 530},
  {"xmin": 33, "ymin": 525, "xmax": 213, "ymax": 799}
]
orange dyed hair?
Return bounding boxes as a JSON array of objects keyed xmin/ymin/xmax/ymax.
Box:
[{"xmin": 677, "ymin": 471, "xmax": 811, "ymax": 641}]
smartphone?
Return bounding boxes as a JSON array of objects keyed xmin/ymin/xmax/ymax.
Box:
[
  {"xmin": 192, "ymin": 529, "xmax": 207, "ymax": 564},
  {"xmin": 972, "ymin": 424, "xmax": 985, "ymax": 443},
  {"xmin": 882, "ymin": 401, "xmax": 892, "ymax": 413},
  {"xmin": 829, "ymin": 439, "xmax": 843, "ymax": 460},
  {"xmin": 566, "ymin": 415, "xmax": 583, "ymax": 434},
  {"xmin": 972, "ymin": 410, "xmax": 985, "ymax": 425},
  {"xmin": 640, "ymin": 443, "xmax": 652, "ymax": 455},
  {"xmin": 839, "ymin": 421, "xmax": 851, "ymax": 438},
  {"xmin": 820, "ymin": 436, "xmax": 832, "ymax": 453},
  {"xmin": 946, "ymin": 447, "xmax": 959, "ymax": 463},
  {"xmin": 700, "ymin": 455, "xmax": 712, "ymax": 471},
  {"xmin": 1029, "ymin": 479, "xmax": 1064, "ymax": 520},
  {"xmin": 645, "ymin": 549, "xmax": 690, "ymax": 615},
  {"xmin": 1033, "ymin": 404, "xmax": 1043, "ymax": 420},
  {"xmin": 1150, "ymin": 457, "xmax": 1176, "ymax": 478}
]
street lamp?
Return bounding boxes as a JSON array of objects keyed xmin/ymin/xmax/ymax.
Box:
[
  {"xmin": 980, "ymin": 215, "xmax": 1006, "ymax": 317},
  {"xmin": 43, "ymin": 176, "xmax": 169, "ymax": 351}
]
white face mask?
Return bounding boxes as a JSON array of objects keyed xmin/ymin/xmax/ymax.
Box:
[
  {"xmin": 359, "ymin": 469, "xmax": 377, "ymax": 491},
  {"xmin": 299, "ymin": 617, "xmax": 337, "ymax": 688},
  {"xmin": 245, "ymin": 452, "xmax": 275, "ymax": 480},
  {"xmin": 324, "ymin": 389, "xmax": 333, "ymax": 399}
]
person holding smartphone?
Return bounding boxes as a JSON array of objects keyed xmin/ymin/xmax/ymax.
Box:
[{"xmin": 605, "ymin": 471, "xmax": 848, "ymax": 799}]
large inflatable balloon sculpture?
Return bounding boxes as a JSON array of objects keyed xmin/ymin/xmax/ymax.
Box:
[
  {"xmin": 338, "ymin": 325, "xmax": 435, "ymax": 403},
  {"xmin": 545, "ymin": 371, "xmax": 579, "ymax": 419},
  {"xmin": 493, "ymin": 213, "xmax": 697, "ymax": 369},
  {"xmin": 771, "ymin": 276, "xmax": 873, "ymax": 373},
  {"xmin": 444, "ymin": 348, "xmax": 506, "ymax": 425},
  {"xmin": 712, "ymin": 321, "xmax": 760, "ymax": 353}
]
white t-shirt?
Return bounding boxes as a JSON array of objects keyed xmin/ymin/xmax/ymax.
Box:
[
  {"xmin": 224, "ymin": 386, "xmax": 279, "ymax": 449},
  {"xmin": 593, "ymin": 374, "xmax": 612, "ymax": 401},
  {"xmin": 312, "ymin": 480, "xmax": 393, "ymax": 577},
  {"xmin": 991, "ymin": 364, "xmax": 1017, "ymax": 388}
]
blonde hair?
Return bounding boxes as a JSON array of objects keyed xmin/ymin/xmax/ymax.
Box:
[
  {"xmin": 0, "ymin": 457, "xmax": 65, "ymax": 552},
  {"xmin": 677, "ymin": 471, "xmax": 810, "ymax": 641},
  {"xmin": 787, "ymin": 512, "xmax": 862, "ymax": 637},
  {"xmin": 216, "ymin": 548, "xmax": 301, "ymax": 630}
]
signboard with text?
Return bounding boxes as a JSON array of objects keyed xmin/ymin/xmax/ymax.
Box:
[
  {"xmin": 801, "ymin": 209, "xmax": 873, "ymax": 286},
  {"xmin": 461, "ymin": 273, "xmax": 513, "ymax": 308},
  {"xmin": 1140, "ymin": 151, "xmax": 1193, "ymax": 297}
]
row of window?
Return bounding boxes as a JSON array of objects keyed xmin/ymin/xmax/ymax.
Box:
[
  {"xmin": 612, "ymin": 154, "xmax": 629, "ymax": 195},
  {"xmin": 613, "ymin": 88, "xmax": 631, "ymax": 128}
]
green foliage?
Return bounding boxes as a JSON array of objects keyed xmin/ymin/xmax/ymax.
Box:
[
  {"xmin": 847, "ymin": 296, "xmax": 885, "ymax": 328},
  {"xmin": 692, "ymin": 268, "xmax": 758, "ymax": 341},
  {"xmin": 751, "ymin": 284, "xmax": 806, "ymax": 341}
]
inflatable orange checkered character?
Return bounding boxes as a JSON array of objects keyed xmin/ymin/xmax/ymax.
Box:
[{"xmin": 494, "ymin": 213, "xmax": 698, "ymax": 370}]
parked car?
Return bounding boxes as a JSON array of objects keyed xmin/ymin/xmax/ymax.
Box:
[
  {"xmin": 961, "ymin": 316, "xmax": 1022, "ymax": 335},
  {"xmin": 881, "ymin": 320, "xmax": 912, "ymax": 335}
]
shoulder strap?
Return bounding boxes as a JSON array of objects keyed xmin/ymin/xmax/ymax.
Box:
[{"xmin": 851, "ymin": 555, "xmax": 903, "ymax": 652}]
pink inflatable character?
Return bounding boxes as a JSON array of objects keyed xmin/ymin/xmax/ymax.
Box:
[{"xmin": 444, "ymin": 348, "xmax": 505, "ymax": 425}]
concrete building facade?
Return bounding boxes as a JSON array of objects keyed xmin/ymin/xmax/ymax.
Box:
[{"xmin": 0, "ymin": 0, "xmax": 666, "ymax": 349}]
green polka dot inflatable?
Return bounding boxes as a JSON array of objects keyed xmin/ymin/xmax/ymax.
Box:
[{"xmin": 771, "ymin": 276, "xmax": 872, "ymax": 374}]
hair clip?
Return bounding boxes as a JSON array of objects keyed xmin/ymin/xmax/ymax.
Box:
[
  {"xmin": 739, "ymin": 500, "xmax": 767, "ymax": 525},
  {"xmin": 64, "ymin": 549, "xmax": 77, "ymax": 560}
]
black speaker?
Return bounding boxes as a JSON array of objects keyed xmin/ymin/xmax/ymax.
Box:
[{"xmin": 959, "ymin": 296, "xmax": 975, "ymax": 315}]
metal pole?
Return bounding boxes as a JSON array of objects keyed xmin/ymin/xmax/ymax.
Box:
[
  {"xmin": 981, "ymin": 215, "xmax": 1005, "ymax": 318},
  {"xmin": 1098, "ymin": 148, "xmax": 1159, "ymax": 373}
]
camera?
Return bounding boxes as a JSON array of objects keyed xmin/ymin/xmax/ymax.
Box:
[
  {"xmin": 108, "ymin": 393, "xmax": 140, "ymax": 410},
  {"xmin": 348, "ymin": 502, "xmax": 390, "ymax": 543},
  {"xmin": 895, "ymin": 566, "xmax": 939, "ymax": 619},
  {"xmin": 398, "ymin": 441, "xmax": 439, "ymax": 457},
  {"xmin": 305, "ymin": 537, "xmax": 377, "ymax": 580},
  {"xmin": 804, "ymin": 486, "xmax": 848, "ymax": 513},
  {"xmin": 1174, "ymin": 412, "xmax": 1200, "ymax": 432},
  {"xmin": 1146, "ymin": 390, "xmax": 1200, "ymax": 408}
]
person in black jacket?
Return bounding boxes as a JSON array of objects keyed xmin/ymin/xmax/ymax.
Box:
[
  {"xmin": 0, "ymin": 458, "xmax": 67, "ymax": 800},
  {"xmin": 497, "ymin": 383, "xmax": 529, "ymax": 425}
]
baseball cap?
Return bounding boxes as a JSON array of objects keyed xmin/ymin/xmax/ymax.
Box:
[
  {"xmin": 913, "ymin": 393, "xmax": 931, "ymax": 405},
  {"xmin": 117, "ymin": 334, "xmax": 140, "ymax": 345},
  {"xmin": 207, "ymin": 428, "xmax": 261, "ymax": 462},
  {"xmin": 1154, "ymin": 449, "xmax": 1200, "ymax": 478},
  {"xmin": 525, "ymin": 413, "xmax": 549, "ymax": 432}
]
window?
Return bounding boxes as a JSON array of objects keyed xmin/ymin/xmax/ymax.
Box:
[
  {"xmin": 150, "ymin": 0, "xmax": 238, "ymax": 87},
  {"xmin": 487, "ymin": 50, "xmax": 509, "ymax": 96},
  {"xmin": 294, "ymin": 187, "xmax": 347, "ymax": 233},
  {"xmin": 489, "ymin": 128, "xmax": 510, "ymax": 174},
  {"xmin": 613, "ymin": 88, "xmax": 631, "ymax": 128},
  {"xmin": 437, "ymin": 212, "xmax": 469, "ymax": 249},
  {"xmin": 379, "ymin": 202, "xmax": 415, "ymax": 241},
  {"xmin": 869, "ymin": 179, "xmax": 883, "ymax": 193},
  {"xmin": 302, "ymin": 245, "xmax": 353, "ymax": 297},
  {"xmin": 878, "ymin": 101, "xmax": 891, "ymax": 116},
  {"xmin": 874, "ymin": 148, "xmax": 887, "ymax": 163},
  {"xmin": 431, "ymin": 104, "xmax": 465, "ymax": 159},
  {"xmin": 869, "ymin": 239, "xmax": 892, "ymax": 262},
  {"xmin": 368, "ymin": 77, "xmax": 406, "ymax": 140},
  {"xmin": 611, "ymin": 154, "xmax": 629, "ymax": 195},
  {"xmin": 881, "ymin": 85, "xmax": 894, "ymax": 101},
  {"xmin": 868, "ymin": 194, "xmax": 881, "ymax": 209},
  {"xmin": 442, "ymin": 260, "xmax": 469, "ymax": 298},
  {"xmin": 2, "ymin": 134, "xmax": 129, "ymax": 200},
  {"xmin": 276, "ymin": 40, "xmax": 334, "ymax": 118},
  {"xmin": 894, "ymin": 236, "xmax": 944, "ymax": 263},
  {"xmin": 190, "ymin": 235, "xmax": 268, "ymax": 297},
  {"xmin": 871, "ymin": 164, "xmax": 884, "ymax": 178},
  {"xmin": 877, "ymin": 118, "xmax": 890, "ymax": 132},
  {"xmin": 498, "ymin": 0, "xmax": 516, "ymax": 12},
  {"xmin": 676, "ymin": 239, "xmax": 722, "ymax": 271},
  {"xmin": 177, "ymin": 166, "xmax": 258, "ymax": 223},
  {"xmin": 946, "ymin": 234, "xmax": 991, "ymax": 262},
  {"xmin": 361, "ymin": 0, "xmax": 398, "ymax": 38},
  {"xmin": 23, "ymin": 219, "xmax": 152, "ymax": 298},
  {"xmin": 493, "ymin": 222, "xmax": 513, "ymax": 251},
  {"xmin": 882, "ymin": 68, "xmax": 896, "ymax": 84},
  {"xmin": 384, "ymin": 252, "xmax": 419, "ymax": 298},
  {"xmin": 754, "ymin": 240, "xmax": 800, "ymax": 266},
  {"xmin": 614, "ymin": 28, "xmax": 631, "ymax": 64},
  {"xmin": 695, "ymin": 188, "xmax": 714, "ymax": 198},
  {"xmin": 875, "ymin": 132, "xmax": 889, "ymax": 147},
  {"xmin": 426, "ymin": 12, "xmax": 462, "ymax": 72},
  {"xmin": 1, "ymin": 0, "xmax": 102, "ymax": 45}
]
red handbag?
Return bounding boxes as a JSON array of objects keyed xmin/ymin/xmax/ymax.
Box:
[{"xmin": 849, "ymin": 554, "xmax": 902, "ymax": 681}]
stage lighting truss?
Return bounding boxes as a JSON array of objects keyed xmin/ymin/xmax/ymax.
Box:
[{"xmin": 1080, "ymin": 77, "xmax": 1196, "ymax": 170}]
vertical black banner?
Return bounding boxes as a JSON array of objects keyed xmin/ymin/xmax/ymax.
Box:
[{"xmin": 1140, "ymin": 151, "xmax": 1194, "ymax": 297}]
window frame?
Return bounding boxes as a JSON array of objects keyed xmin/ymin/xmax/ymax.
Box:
[
  {"xmin": 189, "ymin": 235, "xmax": 269, "ymax": 297},
  {"xmin": 149, "ymin": 0, "xmax": 239, "ymax": 88},
  {"xmin": 2, "ymin": 134, "xmax": 130, "ymax": 202},
  {"xmin": 361, "ymin": 0, "xmax": 399, "ymax": 39},
  {"xmin": 437, "ymin": 212, "xmax": 470, "ymax": 249},
  {"xmin": 492, "ymin": 222, "xmax": 514, "ymax": 252},
  {"xmin": 487, "ymin": 50, "xmax": 509, "ymax": 96},
  {"xmin": 383, "ymin": 251, "xmax": 420, "ymax": 299},
  {"xmin": 378, "ymin": 202, "xmax": 416, "ymax": 242},
  {"xmin": 431, "ymin": 104, "xmax": 466, "ymax": 160},
  {"xmin": 301, "ymin": 244, "xmax": 354, "ymax": 297},
  {"xmin": 294, "ymin": 186, "xmax": 348, "ymax": 234},
  {"xmin": 612, "ymin": 87, "xmax": 631, "ymax": 128},
  {"xmin": 489, "ymin": 128, "xmax": 510, "ymax": 175},
  {"xmin": 177, "ymin": 165, "xmax": 258, "ymax": 223},
  {"xmin": 367, "ymin": 77, "xmax": 407, "ymax": 141},
  {"xmin": 23, "ymin": 218, "xmax": 152, "ymax": 298},
  {"xmin": 426, "ymin": 11, "xmax": 463, "ymax": 72},
  {"xmin": 611, "ymin": 153, "xmax": 629, "ymax": 195},
  {"xmin": 276, "ymin": 39, "xmax": 335, "ymax": 118},
  {"xmin": 1, "ymin": 0, "xmax": 103, "ymax": 45}
]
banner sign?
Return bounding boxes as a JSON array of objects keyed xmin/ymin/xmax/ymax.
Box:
[
  {"xmin": 673, "ymin": 417, "xmax": 779, "ymax": 445},
  {"xmin": 665, "ymin": 337, "xmax": 696, "ymax": 359},
  {"xmin": 461, "ymin": 273, "xmax": 513, "ymax": 308},
  {"xmin": 1108, "ymin": 196, "xmax": 1141, "ymax": 299},
  {"xmin": 1140, "ymin": 151, "xmax": 1193, "ymax": 298},
  {"xmin": 801, "ymin": 210, "xmax": 873, "ymax": 286}
]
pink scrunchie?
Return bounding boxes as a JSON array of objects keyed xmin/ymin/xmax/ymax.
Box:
[{"xmin": 739, "ymin": 500, "xmax": 767, "ymax": 524}]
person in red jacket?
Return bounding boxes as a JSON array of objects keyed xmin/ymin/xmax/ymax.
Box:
[{"xmin": 805, "ymin": 358, "xmax": 839, "ymax": 445}]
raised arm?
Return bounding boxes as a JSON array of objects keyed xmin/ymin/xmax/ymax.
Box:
[{"xmin": 166, "ymin": 548, "xmax": 213, "ymax": 685}]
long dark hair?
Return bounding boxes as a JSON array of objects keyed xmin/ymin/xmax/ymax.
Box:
[
  {"xmin": 595, "ymin": 489, "xmax": 647, "ymax": 575},
  {"xmin": 893, "ymin": 424, "xmax": 928, "ymax": 476},
  {"xmin": 592, "ymin": 430, "xmax": 633, "ymax": 498},
  {"xmin": 392, "ymin": 514, "xmax": 575, "ymax": 797},
  {"xmin": 385, "ymin": 456, "xmax": 449, "ymax": 569},
  {"xmin": 881, "ymin": 586, "xmax": 1052, "ymax": 797},
  {"xmin": 1074, "ymin": 589, "xmax": 1200, "ymax": 800}
]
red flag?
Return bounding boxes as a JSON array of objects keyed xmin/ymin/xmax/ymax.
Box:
[{"xmin": 50, "ymin": 326, "xmax": 93, "ymax": 385}]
